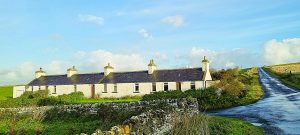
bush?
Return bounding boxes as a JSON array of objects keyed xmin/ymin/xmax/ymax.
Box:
[
  {"xmin": 142, "ymin": 87, "xmax": 240, "ymax": 110},
  {"xmin": 170, "ymin": 113, "xmax": 209, "ymax": 135},
  {"xmin": 57, "ymin": 92, "xmax": 85, "ymax": 103},
  {"xmin": 0, "ymin": 91, "xmax": 85, "ymax": 108}
]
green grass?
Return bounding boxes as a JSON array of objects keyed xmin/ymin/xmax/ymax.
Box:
[
  {"xmin": 265, "ymin": 62, "xmax": 300, "ymax": 67},
  {"xmin": 208, "ymin": 116, "xmax": 265, "ymax": 135},
  {"xmin": 263, "ymin": 67, "xmax": 300, "ymax": 90},
  {"xmin": 238, "ymin": 69, "xmax": 264, "ymax": 105},
  {"xmin": 0, "ymin": 111, "xmax": 265, "ymax": 135},
  {"xmin": 0, "ymin": 86, "xmax": 13, "ymax": 100},
  {"xmin": 78, "ymin": 98, "xmax": 141, "ymax": 103}
]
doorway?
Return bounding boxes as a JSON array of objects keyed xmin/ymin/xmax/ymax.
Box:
[{"xmin": 176, "ymin": 82, "xmax": 181, "ymax": 90}]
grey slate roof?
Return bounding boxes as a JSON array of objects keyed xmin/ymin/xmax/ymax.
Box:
[
  {"xmin": 28, "ymin": 68, "xmax": 203, "ymax": 86},
  {"xmin": 28, "ymin": 73, "xmax": 105, "ymax": 86},
  {"xmin": 101, "ymin": 68, "xmax": 203, "ymax": 83}
]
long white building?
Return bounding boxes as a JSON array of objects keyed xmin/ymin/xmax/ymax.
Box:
[{"xmin": 13, "ymin": 57, "xmax": 214, "ymax": 98}]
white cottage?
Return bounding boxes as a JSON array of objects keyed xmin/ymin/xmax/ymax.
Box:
[{"xmin": 13, "ymin": 57, "xmax": 214, "ymax": 98}]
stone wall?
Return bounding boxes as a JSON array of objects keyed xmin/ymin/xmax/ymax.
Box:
[
  {"xmin": 1, "ymin": 98, "xmax": 199, "ymax": 135},
  {"xmin": 54, "ymin": 98, "xmax": 198, "ymax": 116},
  {"xmin": 80, "ymin": 98, "xmax": 199, "ymax": 135}
]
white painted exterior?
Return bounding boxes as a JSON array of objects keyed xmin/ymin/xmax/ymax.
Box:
[
  {"xmin": 202, "ymin": 56, "xmax": 212, "ymax": 81},
  {"xmin": 148, "ymin": 59, "xmax": 157, "ymax": 74},
  {"xmin": 104, "ymin": 63, "xmax": 114, "ymax": 76},
  {"xmin": 13, "ymin": 86, "xmax": 26, "ymax": 98},
  {"xmin": 35, "ymin": 68, "xmax": 46, "ymax": 79},
  {"xmin": 13, "ymin": 57, "xmax": 215, "ymax": 98},
  {"xmin": 67, "ymin": 66, "xmax": 78, "ymax": 77},
  {"xmin": 13, "ymin": 80, "xmax": 215, "ymax": 98}
]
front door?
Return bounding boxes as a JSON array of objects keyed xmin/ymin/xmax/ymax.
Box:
[
  {"xmin": 176, "ymin": 82, "xmax": 181, "ymax": 90},
  {"xmin": 91, "ymin": 84, "xmax": 95, "ymax": 98}
]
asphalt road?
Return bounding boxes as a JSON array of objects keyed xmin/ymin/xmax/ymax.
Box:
[{"xmin": 209, "ymin": 68, "xmax": 300, "ymax": 135}]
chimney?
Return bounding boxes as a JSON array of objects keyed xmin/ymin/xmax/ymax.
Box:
[
  {"xmin": 35, "ymin": 67, "xmax": 46, "ymax": 79},
  {"xmin": 104, "ymin": 63, "xmax": 114, "ymax": 76},
  {"xmin": 202, "ymin": 56, "xmax": 212, "ymax": 80},
  {"xmin": 67, "ymin": 66, "xmax": 78, "ymax": 77},
  {"xmin": 148, "ymin": 59, "xmax": 157, "ymax": 74}
]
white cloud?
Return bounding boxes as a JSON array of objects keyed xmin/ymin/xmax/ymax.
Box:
[
  {"xmin": 187, "ymin": 47, "xmax": 261, "ymax": 69},
  {"xmin": 75, "ymin": 49, "xmax": 146, "ymax": 72},
  {"xmin": 138, "ymin": 28, "xmax": 153, "ymax": 39},
  {"xmin": 263, "ymin": 38, "xmax": 300, "ymax": 65},
  {"xmin": 161, "ymin": 15, "xmax": 185, "ymax": 27},
  {"xmin": 78, "ymin": 14, "xmax": 104, "ymax": 25}
]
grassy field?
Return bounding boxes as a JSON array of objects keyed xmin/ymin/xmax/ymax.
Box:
[
  {"xmin": 263, "ymin": 62, "xmax": 300, "ymax": 90},
  {"xmin": 0, "ymin": 86, "xmax": 13, "ymax": 100},
  {"xmin": 208, "ymin": 116, "xmax": 264, "ymax": 135}
]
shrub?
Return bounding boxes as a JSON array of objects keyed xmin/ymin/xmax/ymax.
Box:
[
  {"xmin": 57, "ymin": 92, "xmax": 85, "ymax": 103},
  {"xmin": 170, "ymin": 113, "xmax": 209, "ymax": 135}
]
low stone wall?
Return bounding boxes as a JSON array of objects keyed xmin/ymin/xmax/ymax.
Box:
[
  {"xmin": 1, "ymin": 98, "xmax": 199, "ymax": 135},
  {"xmin": 82, "ymin": 98, "xmax": 199, "ymax": 135},
  {"xmin": 55, "ymin": 98, "xmax": 198, "ymax": 116}
]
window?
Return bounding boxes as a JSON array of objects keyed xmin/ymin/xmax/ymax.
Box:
[
  {"xmin": 103, "ymin": 84, "xmax": 107, "ymax": 93},
  {"xmin": 134, "ymin": 83, "xmax": 139, "ymax": 93},
  {"xmin": 164, "ymin": 83, "xmax": 168, "ymax": 91},
  {"xmin": 113, "ymin": 84, "xmax": 118, "ymax": 93},
  {"xmin": 53, "ymin": 86, "xmax": 57, "ymax": 94},
  {"xmin": 191, "ymin": 81, "xmax": 196, "ymax": 89},
  {"xmin": 152, "ymin": 83, "xmax": 156, "ymax": 92},
  {"xmin": 74, "ymin": 85, "xmax": 77, "ymax": 92}
]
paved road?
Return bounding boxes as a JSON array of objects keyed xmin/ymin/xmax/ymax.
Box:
[{"xmin": 209, "ymin": 68, "xmax": 300, "ymax": 135}]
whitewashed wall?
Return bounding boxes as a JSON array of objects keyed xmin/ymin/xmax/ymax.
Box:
[
  {"xmin": 13, "ymin": 86, "xmax": 26, "ymax": 98},
  {"xmin": 13, "ymin": 80, "xmax": 218, "ymax": 99}
]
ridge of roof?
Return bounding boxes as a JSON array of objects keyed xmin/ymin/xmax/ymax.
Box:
[
  {"xmin": 35, "ymin": 67, "xmax": 202, "ymax": 77},
  {"xmin": 109, "ymin": 67, "xmax": 202, "ymax": 74}
]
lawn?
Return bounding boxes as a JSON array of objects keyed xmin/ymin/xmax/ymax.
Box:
[{"xmin": 0, "ymin": 86, "xmax": 13, "ymax": 100}]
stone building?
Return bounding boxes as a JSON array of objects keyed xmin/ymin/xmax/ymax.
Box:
[{"xmin": 13, "ymin": 57, "xmax": 214, "ymax": 98}]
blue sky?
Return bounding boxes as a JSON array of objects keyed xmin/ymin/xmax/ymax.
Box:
[{"xmin": 0, "ymin": 0, "xmax": 300, "ymax": 85}]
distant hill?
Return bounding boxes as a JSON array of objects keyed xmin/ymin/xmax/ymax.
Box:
[
  {"xmin": 0, "ymin": 86, "xmax": 13, "ymax": 100},
  {"xmin": 263, "ymin": 62, "xmax": 300, "ymax": 90},
  {"xmin": 265, "ymin": 62, "xmax": 300, "ymax": 74}
]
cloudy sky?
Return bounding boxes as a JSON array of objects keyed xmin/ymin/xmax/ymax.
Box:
[{"xmin": 0, "ymin": 0, "xmax": 300, "ymax": 85}]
